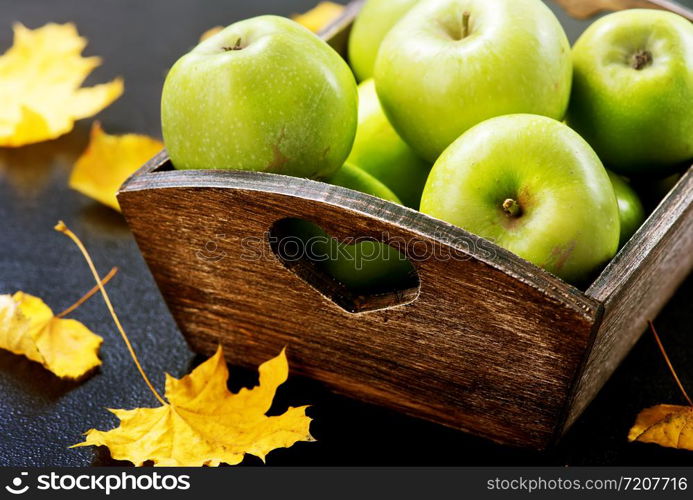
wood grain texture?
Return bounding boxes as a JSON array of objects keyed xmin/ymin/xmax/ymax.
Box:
[
  {"xmin": 551, "ymin": 0, "xmax": 693, "ymax": 21},
  {"xmin": 318, "ymin": 0, "xmax": 363, "ymax": 53},
  {"xmin": 564, "ymin": 166, "xmax": 693, "ymax": 430},
  {"xmin": 119, "ymin": 154, "xmax": 600, "ymax": 449}
]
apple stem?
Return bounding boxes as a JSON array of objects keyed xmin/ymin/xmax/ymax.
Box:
[
  {"xmin": 461, "ymin": 11, "xmax": 471, "ymax": 38},
  {"xmin": 631, "ymin": 50, "xmax": 652, "ymax": 70},
  {"xmin": 222, "ymin": 38, "xmax": 244, "ymax": 52},
  {"xmin": 502, "ymin": 198, "xmax": 521, "ymax": 218}
]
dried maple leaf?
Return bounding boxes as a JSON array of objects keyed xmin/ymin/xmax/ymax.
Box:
[
  {"xmin": 0, "ymin": 291, "xmax": 103, "ymax": 378},
  {"xmin": 55, "ymin": 222, "xmax": 314, "ymax": 466},
  {"xmin": 629, "ymin": 405, "xmax": 693, "ymax": 450},
  {"xmin": 629, "ymin": 321, "xmax": 693, "ymax": 451},
  {"xmin": 69, "ymin": 123, "xmax": 162, "ymax": 211},
  {"xmin": 74, "ymin": 346, "xmax": 314, "ymax": 466},
  {"xmin": 292, "ymin": 2, "xmax": 345, "ymax": 33},
  {"xmin": 0, "ymin": 23, "xmax": 123, "ymax": 147}
]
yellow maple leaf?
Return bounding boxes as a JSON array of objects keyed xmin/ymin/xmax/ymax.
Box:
[
  {"xmin": 74, "ymin": 345, "xmax": 314, "ymax": 466},
  {"xmin": 628, "ymin": 321, "xmax": 693, "ymax": 451},
  {"xmin": 69, "ymin": 123, "xmax": 162, "ymax": 211},
  {"xmin": 0, "ymin": 291, "xmax": 102, "ymax": 378},
  {"xmin": 628, "ymin": 405, "xmax": 693, "ymax": 450},
  {"xmin": 56, "ymin": 222, "xmax": 314, "ymax": 466},
  {"xmin": 0, "ymin": 22, "xmax": 123, "ymax": 147},
  {"xmin": 292, "ymin": 2, "xmax": 345, "ymax": 33}
]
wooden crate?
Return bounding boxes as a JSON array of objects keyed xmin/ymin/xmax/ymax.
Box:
[{"xmin": 117, "ymin": 2, "xmax": 693, "ymax": 449}]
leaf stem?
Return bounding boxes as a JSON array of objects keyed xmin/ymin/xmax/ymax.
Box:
[
  {"xmin": 55, "ymin": 221, "xmax": 166, "ymax": 406},
  {"xmin": 648, "ymin": 320, "xmax": 693, "ymax": 407},
  {"xmin": 56, "ymin": 267, "xmax": 118, "ymax": 318}
]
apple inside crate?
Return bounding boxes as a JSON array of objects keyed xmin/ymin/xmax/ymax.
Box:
[{"xmin": 117, "ymin": 2, "xmax": 693, "ymax": 449}]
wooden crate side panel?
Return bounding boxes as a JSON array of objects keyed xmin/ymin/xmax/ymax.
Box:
[
  {"xmin": 566, "ymin": 167, "xmax": 693, "ymax": 430},
  {"xmin": 119, "ymin": 180, "xmax": 598, "ymax": 448}
]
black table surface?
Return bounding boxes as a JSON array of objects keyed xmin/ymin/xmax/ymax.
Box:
[{"xmin": 1, "ymin": 0, "xmax": 692, "ymax": 467}]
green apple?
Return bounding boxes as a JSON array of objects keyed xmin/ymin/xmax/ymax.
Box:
[
  {"xmin": 567, "ymin": 10, "xmax": 693, "ymax": 175},
  {"xmin": 289, "ymin": 163, "xmax": 414, "ymax": 293},
  {"xmin": 420, "ymin": 114, "xmax": 620, "ymax": 284},
  {"xmin": 347, "ymin": 79, "xmax": 430, "ymax": 208},
  {"xmin": 347, "ymin": 0, "xmax": 419, "ymax": 81},
  {"xmin": 374, "ymin": 0, "xmax": 572, "ymax": 162},
  {"xmin": 161, "ymin": 15, "xmax": 357, "ymax": 178},
  {"xmin": 326, "ymin": 161, "xmax": 402, "ymax": 204},
  {"xmin": 650, "ymin": 172, "xmax": 683, "ymax": 201},
  {"xmin": 607, "ymin": 170, "xmax": 645, "ymax": 247}
]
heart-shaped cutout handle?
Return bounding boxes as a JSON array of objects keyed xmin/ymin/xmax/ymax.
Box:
[{"xmin": 269, "ymin": 218, "xmax": 420, "ymax": 313}]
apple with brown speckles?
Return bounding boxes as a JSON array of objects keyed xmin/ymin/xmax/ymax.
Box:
[
  {"xmin": 419, "ymin": 114, "xmax": 620, "ymax": 284},
  {"xmin": 161, "ymin": 16, "xmax": 357, "ymax": 178}
]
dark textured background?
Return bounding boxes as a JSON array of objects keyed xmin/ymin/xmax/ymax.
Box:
[{"xmin": 0, "ymin": 0, "xmax": 691, "ymax": 466}]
